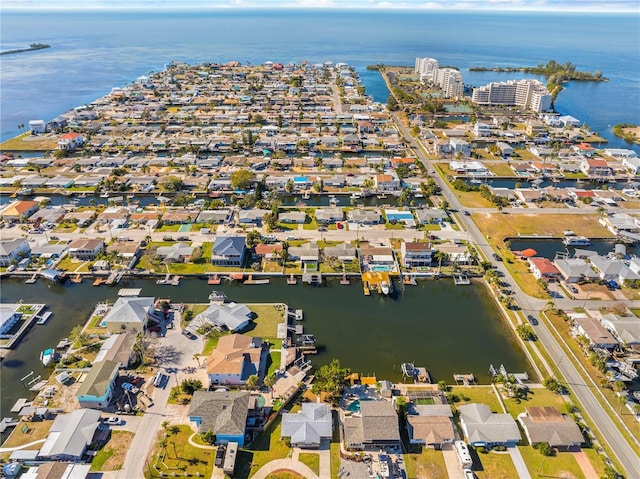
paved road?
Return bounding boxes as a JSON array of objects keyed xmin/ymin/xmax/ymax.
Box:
[
  {"xmin": 395, "ymin": 116, "xmax": 640, "ymax": 478},
  {"xmin": 116, "ymin": 319, "xmax": 204, "ymax": 479}
]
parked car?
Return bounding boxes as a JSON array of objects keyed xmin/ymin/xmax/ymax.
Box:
[
  {"xmin": 569, "ymin": 285, "xmax": 578, "ymax": 294},
  {"xmin": 527, "ymin": 315, "xmax": 538, "ymax": 326},
  {"xmin": 105, "ymin": 417, "xmax": 121, "ymax": 425},
  {"xmin": 492, "ymin": 253, "xmax": 502, "ymax": 261},
  {"xmin": 176, "ymin": 236, "xmax": 189, "ymax": 241},
  {"xmin": 182, "ymin": 329, "xmax": 196, "ymax": 339},
  {"xmin": 462, "ymin": 210, "xmax": 470, "ymax": 216}
]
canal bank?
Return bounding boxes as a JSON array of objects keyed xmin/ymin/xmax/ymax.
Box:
[{"xmin": 0, "ymin": 277, "xmax": 533, "ymax": 419}]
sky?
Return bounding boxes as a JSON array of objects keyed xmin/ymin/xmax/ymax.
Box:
[{"xmin": 2, "ymin": 0, "xmax": 639, "ymax": 12}]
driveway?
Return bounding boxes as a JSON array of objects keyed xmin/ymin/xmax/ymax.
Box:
[{"xmin": 508, "ymin": 446, "xmax": 531, "ymax": 479}]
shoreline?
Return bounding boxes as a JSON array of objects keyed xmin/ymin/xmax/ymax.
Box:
[{"xmin": 0, "ymin": 43, "xmax": 51, "ymax": 56}]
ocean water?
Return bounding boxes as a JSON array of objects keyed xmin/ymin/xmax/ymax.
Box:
[{"xmin": 1, "ymin": 9, "xmax": 639, "ymax": 148}]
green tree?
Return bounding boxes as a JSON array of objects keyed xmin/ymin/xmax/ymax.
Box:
[
  {"xmin": 200, "ymin": 430, "xmax": 216, "ymax": 445},
  {"xmin": 542, "ymin": 377, "xmax": 562, "ymax": 394},
  {"xmin": 230, "ymin": 169, "xmax": 256, "ymax": 190},
  {"xmin": 161, "ymin": 176, "xmax": 184, "ymax": 192},
  {"xmin": 437, "ymin": 380, "xmax": 449, "ymax": 392},
  {"xmin": 180, "ymin": 378, "xmax": 203, "ymax": 395},
  {"xmin": 246, "ymin": 374, "xmax": 259, "ymax": 389},
  {"xmin": 311, "ymin": 358, "xmax": 349, "ymax": 406},
  {"xmin": 535, "ymin": 442, "xmax": 554, "ymax": 456},
  {"xmin": 70, "ymin": 325, "xmax": 90, "ymax": 347},
  {"xmin": 246, "ymin": 229, "xmax": 262, "ymax": 248}
]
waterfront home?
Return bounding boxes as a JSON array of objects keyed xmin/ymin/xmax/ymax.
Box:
[
  {"xmin": 237, "ymin": 209, "xmax": 269, "ymax": 226},
  {"xmin": 589, "ymin": 255, "xmax": 640, "ymax": 283},
  {"xmin": 359, "ymin": 243, "xmax": 395, "ymax": 271},
  {"xmin": 94, "ymin": 332, "xmax": 137, "ymax": 367},
  {"xmin": 0, "ymin": 200, "xmax": 39, "ymax": 222},
  {"xmin": 279, "ymin": 211, "xmax": 307, "ymax": 224},
  {"xmin": 600, "ymin": 314, "xmax": 640, "ymax": 350},
  {"xmin": 254, "ymin": 243, "xmax": 283, "ymax": 260},
  {"xmin": 553, "ymin": 258, "xmax": 599, "ymax": 283},
  {"xmin": 102, "ymin": 296, "xmax": 158, "ymax": 333},
  {"xmin": 28, "ymin": 206, "xmax": 67, "ymax": 225},
  {"xmin": 211, "ymin": 236, "xmax": 246, "ymax": 267},
  {"xmin": 415, "ymin": 208, "xmax": 448, "ymax": 225},
  {"xmin": 161, "ymin": 209, "xmax": 198, "ymax": 224},
  {"xmin": 281, "ymin": 403, "xmax": 332, "ymax": 449},
  {"xmin": 57, "ymin": 132, "xmax": 84, "ymax": 151},
  {"xmin": 599, "ymin": 213, "xmax": 640, "ymax": 234},
  {"xmin": 197, "ymin": 209, "xmax": 232, "ymax": 224},
  {"xmin": 605, "ymin": 148, "xmax": 637, "ymax": 159},
  {"xmin": 38, "ymin": 409, "xmax": 103, "ymax": 461},
  {"xmin": 75, "ymin": 360, "xmax": 120, "ymax": 410},
  {"xmin": 375, "ymin": 173, "xmax": 401, "ymax": 192},
  {"xmin": 406, "ymin": 404, "xmax": 455, "ymax": 449},
  {"xmin": 573, "ymin": 317, "xmax": 619, "ymax": 349},
  {"xmin": 288, "ymin": 242, "xmax": 320, "ymax": 266},
  {"xmin": 401, "ymin": 241, "xmax": 433, "ymax": 269},
  {"xmin": 435, "ymin": 243, "xmax": 471, "ymax": 264},
  {"xmin": 155, "ymin": 242, "xmax": 195, "ymax": 263},
  {"xmin": 192, "ymin": 303, "xmax": 253, "ymax": 332},
  {"xmin": 518, "ymin": 407, "xmax": 583, "ymax": 450},
  {"xmin": 324, "ymin": 243, "xmax": 357, "ymax": 262},
  {"xmin": 96, "ymin": 207, "xmax": 130, "ymax": 225},
  {"xmin": 0, "ymin": 304, "xmax": 22, "ymax": 335},
  {"xmin": 206, "ymin": 334, "xmax": 266, "ymax": 387},
  {"xmin": 0, "ymin": 237, "xmax": 30, "ymax": 266},
  {"xmin": 580, "ymin": 158, "xmax": 613, "ymax": 178},
  {"xmin": 572, "ymin": 143, "xmax": 596, "ymax": 158},
  {"xmin": 343, "ymin": 400, "xmax": 401, "ymax": 451},
  {"xmin": 315, "ymin": 207, "xmax": 344, "ymax": 224},
  {"xmin": 106, "ymin": 241, "xmax": 142, "ymax": 262},
  {"xmin": 348, "ymin": 208, "xmax": 382, "ymax": 225},
  {"xmin": 449, "ymin": 160, "xmax": 488, "ymax": 176},
  {"xmin": 496, "ymin": 142, "xmax": 513, "ymax": 157},
  {"xmin": 528, "ymin": 257, "xmax": 561, "ymax": 282},
  {"xmin": 458, "ymin": 403, "xmax": 521, "ymax": 448},
  {"xmin": 449, "ymin": 139, "xmax": 471, "ymax": 157},
  {"xmin": 67, "ymin": 238, "xmax": 105, "ymax": 261},
  {"xmin": 31, "ymin": 241, "xmax": 68, "ymax": 259},
  {"xmin": 188, "ymin": 390, "xmax": 251, "ymax": 446},
  {"xmin": 28, "ymin": 119, "xmax": 47, "ymax": 134}
]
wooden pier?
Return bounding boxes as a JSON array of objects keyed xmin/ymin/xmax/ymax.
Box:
[
  {"xmin": 453, "ymin": 373, "xmax": 476, "ymax": 386},
  {"xmin": 70, "ymin": 273, "xmax": 83, "ymax": 284},
  {"xmin": 340, "ymin": 274, "xmax": 350, "ymax": 285},
  {"xmin": 25, "ymin": 273, "xmax": 38, "ymax": 284},
  {"xmin": 93, "ymin": 277, "xmax": 106, "ymax": 286},
  {"xmin": 403, "ymin": 275, "xmax": 417, "ymax": 285},
  {"xmin": 157, "ymin": 274, "xmax": 181, "ymax": 285},
  {"xmin": 287, "ymin": 274, "xmax": 297, "ymax": 285},
  {"xmin": 302, "ymin": 273, "xmax": 322, "ymax": 284},
  {"xmin": 244, "ymin": 275, "xmax": 270, "ymax": 285},
  {"xmin": 207, "ymin": 274, "xmax": 221, "ymax": 285},
  {"xmin": 453, "ymin": 273, "xmax": 471, "ymax": 285},
  {"xmin": 363, "ymin": 283, "xmax": 371, "ymax": 296}
]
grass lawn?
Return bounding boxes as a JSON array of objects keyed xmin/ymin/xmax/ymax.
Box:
[
  {"xmin": 55, "ymin": 256, "xmax": 86, "ymax": 272},
  {"xmin": 451, "ymin": 189, "xmax": 496, "ymax": 208},
  {"xmin": 501, "ymin": 387, "xmax": 566, "ymax": 418},
  {"xmin": 202, "ymin": 329, "xmax": 230, "ymax": 355},
  {"xmin": 472, "ymin": 450, "xmax": 519, "ymax": 479},
  {"xmin": 240, "ymin": 416, "xmax": 290, "ymax": 478},
  {"xmin": 0, "ymin": 420, "xmax": 53, "ymax": 457},
  {"xmin": 147, "ymin": 425, "xmax": 214, "ymax": 479},
  {"xmin": 473, "ymin": 212, "xmax": 613, "ymax": 241},
  {"xmin": 404, "ymin": 447, "xmax": 448, "ymax": 479},
  {"xmin": 264, "ymin": 473, "xmax": 304, "ymax": 479},
  {"xmin": 0, "ymin": 132, "xmax": 58, "ymax": 150},
  {"xmin": 385, "ymin": 222, "xmax": 405, "ymax": 230},
  {"xmin": 582, "ymin": 448, "xmax": 606, "ymax": 477},
  {"xmin": 513, "ymin": 149, "xmax": 537, "ymax": 160},
  {"xmin": 267, "ymin": 351, "xmax": 281, "ymax": 377},
  {"xmin": 449, "ymin": 386, "xmax": 503, "ymax": 413},
  {"xmin": 188, "ymin": 304, "xmax": 210, "ymax": 317},
  {"xmin": 517, "ymin": 447, "xmax": 586, "ymax": 479},
  {"xmin": 168, "ymin": 261, "xmax": 211, "ymax": 274},
  {"xmin": 157, "ymin": 224, "xmax": 181, "ymax": 232},
  {"xmin": 298, "ymin": 452, "xmax": 320, "ymax": 476},
  {"xmin": 246, "ymin": 304, "xmax": 285, "ymax": 339},
  {"xmin": 263, "ymin": 259, "xmax": 284, "ymax": 273},
  {"xmin": 488, "ymin": 163, "xmax": 517, "ymax": 176},
  {"xmin": 91, "ymin": 431, "xmax": 134, "ymax": 472}
]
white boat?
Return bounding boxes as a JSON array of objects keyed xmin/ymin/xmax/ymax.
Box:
[
  {"xmin": 40, "ymin": 348, "xmax": 55, "ymax": 366},
  {"xmin": 563, "ymin": 230, "xmax": 576, "ymax": 236},
  {"xmin": 208, "ymin": 291, "xmax": 227, "ymax": 302},
  {"xmin": 563, "ymin": 236, "xmax": 591, "ymax": 246},
  {"xmin": 470, "ymin": 178, "xmax": 483, "ymax": 184},
  {"xmin": 380, "ymin": 280, "xmax": 391, "ymax": 295}
]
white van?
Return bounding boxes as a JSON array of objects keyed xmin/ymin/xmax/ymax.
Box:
[{"xmin": 153, "ymin": 372, "xmax": 166, "ymax": 388}]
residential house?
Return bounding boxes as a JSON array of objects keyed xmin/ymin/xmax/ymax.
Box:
[
  {"xmin": 102, "ymin": 296, "xmax": 158, "ymax": 333},
  {"xmin": 19, "ymin": 463, "xmax": 92, "ymax": 479},
  {"xmin": 574, "ymin": 317, "xmax": 619, "ymax": 349},
  {"xmin": 67, "ymin": 238, "xmax": 104, "ymax": 261},
  {"xmin": 28, "ymin": 206, "xmax": 67, "ymax": 225},
  {"xmin": 211, "ymin": 236, "xmax": 246, "ymax": 267},
  {"xmin": 75, "ymin": 360, "xmax": 120, "ymax": 410},
  {"xmin": 206, "ymin": 334, "xmax": 266, "ymax": 387},
  {"xmin": 94, "ymin": 333, "xmax": 137, "ymax": 367},
  {"xmin": 348, "ymin": 208, "xmax": 382, "ymax": 225},
  {"xmin": 193, "ymin": 302, "xmax": 253, "ymax": 332},
  {"xmin": 401, "ymin": 242, "xmax": 433, "ymax": 268},
  {"xmin": 28, "ymin": 119, "xmax": 47, "ymax": 134},
  {"xmin": 281, "ymin": 403, "xmax": 332, "ymax": 448},
  {"xmin": 343, "ymin": 400, "xmax": 401, "ymax": 451},
  {"xmin": 414, "ymin": 208, "xmax": 448, "ymax": 225},
  {"xmin": 458, "ymin": 403, "xmax": 521, "ymax": 448},
  {"xmin": 254, "ymin": 243, "xmax": 283, "ymax": 260},
  {"xmin": 589, "ymin": 255, "xmax": 640, "ymax": 283},
  {"xmin": 188, "ymin": 390, "xmax": 251, "ymax": 446},
  {"xmin": 0, "ymin": 304, "xmax": 22, "ymax": 335},
  {"xmin": 1, "ymin": 200, "xmax": 39, "ymax": 222},
  {"xmin": 197, "ymin": 209, "xmax": 232, "ymax": 224},
  {"xmin": 600, "ymin": 314, "xmax": 640, "ymax": 350},
  {"xmin": 0, "ymin": 238, "xmax": 30, "ymax": 266},
  {"xmin": 374, "ymin": 173, "xmax": 401, "ymax": 192},
  {"xmin": 518, "ymin": 407, "xmax": 584, "ymax": 450},
  {"xmin": 599, "ymin": 213, "xmax": 639, "ymax": 234},
  {"xmin": 580, "ymin": 158, "xmax": 613, "ymax": 178},
  {"xmin": 57, "ymin": 132, "xmax": 84, "ymax": 151},
  {"xmin": 324, "ymin": 243, "xmax": 357, "ymax": 262},
  {"xmin": 496, "ymin": 142, "xmax": 514, "ymax": 157},
  {"xmin": 161, "ymin": 209, "xmax": 198, "ymax": 224},
  {"xmin": 553, "ymin": 258, "xmax": 598, "ymax": 283},
  {"xmin": 406, "ymin": 404, "xmax": 455, "ymax": 449},
  {"xmin": 528, "ymin": 257, "xmax": 561, "ymax": 282},
  {"xmin": 62, "ymin": 210, "xmax": 96, "ymax": 228},
  {"xmin": 288, "ymin": 242, "xmax": 320, "ymax": 265},
  {"xmin": 449, "ymin": 138, "xmax": 471, "ymax": 157},
  {"xmin": 315, "ymin": 207, "xmax": 343, "ymax": 224},
  {"xmin": 279, "ymin": 211, "xmax": 307, "ymax": 224},
  {"xmin": 237, "ymin": 209, "xmax": 269, "ymax": 226},
  {"xmin": 38, "ymin": 409, "xmax": 103, "ymax": 461},
  {"xmin": 449, "ymin": 161, "xmax": 489, "ymax": 175},
  {"xmin": 156, "ymin": 242, "xmax": 195, "ymax": 262},
  {"xmin": 106, "ymin": 241, "xmax": 142, "ymax": 262}
]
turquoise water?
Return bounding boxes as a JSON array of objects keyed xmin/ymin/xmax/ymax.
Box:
[
  {"xmin": 1, "ymin": 10, "xmax": 638, "ymax": 151},
  {"xmin": 371, "ymin": 265, "xmax": 392, "ymax": 272}
]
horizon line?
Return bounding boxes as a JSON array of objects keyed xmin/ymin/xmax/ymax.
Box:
[{"xmin": 1, "ymin": 5, "xmax": 638, "ymax": 13}]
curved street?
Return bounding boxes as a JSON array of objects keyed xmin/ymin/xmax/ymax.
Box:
[{"xmin": 395, "ymin": 115, "xmax": 640, "ymax": 478}]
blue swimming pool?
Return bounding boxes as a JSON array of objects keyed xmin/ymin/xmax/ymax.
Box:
[
  {"xmin": 346, "ymin": 398, "xmax": 374, "ymax": 413},
  {"xmin": 371, "ymin": 265, "xmax": 391, "ymax": 272}
]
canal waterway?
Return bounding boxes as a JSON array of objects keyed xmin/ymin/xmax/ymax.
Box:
[
  {"xmin": 509, "ymin": 239, "xmax": 636, "ymax": 260},
  {"xmin": 0, "ymin": 277, "xmax": 531, "ymax": 418}
]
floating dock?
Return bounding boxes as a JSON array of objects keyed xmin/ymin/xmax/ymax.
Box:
[
  {"xmin": 93, "ymin": 278, "xmax": 106, "ymax": 286},
  {"xmin": 287, "ymin": 274, "xmax": 297, "ymax": 285},
  {"xmin": 25, "ymin": 273, "xmax": 38, "ymax": 284},
  {"xmin": 403, "ymin": 275, "xmax": 417, "ymax": 285},
  {"xmin": 453, "ymin": 373, "xmax": 476, "ymax": 386},
  {"xmin": 454, "ymin": 273, "xmax": 471, "ymax": 285},
  {"xmin": 208, "ymin": 274, "xmax": 221, "ymax": 285},
  {"xmin": 244, "ymin": 275, "xmax": 270, "ymax": 285},
  {"xmin": 70, "ymin": 273, "xmax": 83, "ymax": 284}
]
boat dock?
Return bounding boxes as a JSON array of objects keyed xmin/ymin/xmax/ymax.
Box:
[
  {"xmin": 403, "ymin": 275, "xmax": 417, "ymax": 285},
  {"xmin": 243, "ymin": 275, "xmax": 270, "ymax": 285},
  {"xmin": 0, "ymin": 417, "xmax": 19, "ymax": 433},
  {"xmin": 287, "ymin": 274, "xmax": 297, "ymax": 285},
  {"xmin": 36, "ymin": 311, "xmax": 52, "ymax": 325},
  {"xmin": 70, "ymin": 273, "xmax": 83, "ymax": 284},
  {"xmin": 302, "ymin": 273, "xmax": 322, "ymax": 284},
  {"xmin": 93, "ymin": 277, "xmax": 107, "ymax": 286},
  {"xmin": 106, "ymin": 270, "xmax": 125, "ymax": 285},
  {"xmin": 361, "ymin": 271, "xmax": 392, "ymax": 295},
  {"xmin": 118, "ymin": 288, "xmax": 142, "ymax": 297},
  {"xmin": 340, "ymin": 274, "xmax": 350, "ymax": 285},
  {"xmin": 208, "ymin": 274, "xmax": 221, "ymax": 285},
  {"xmin": 453, "ymin": 373, "xmax": 476, "ymax": 386},
  {"xmin": 157, "ymin": 274, "xmax": 181, "ymax": 285},
  {"xmin": 25, "ymin": 273, "xmax": 38, "ymax": 284},
  {"xmin": 453, "ymin": 273, "xmax": 471, "ymax": 285},
  {"xmin": 0, "ymin": 304, "xmax": 47, "ymax": 350}
]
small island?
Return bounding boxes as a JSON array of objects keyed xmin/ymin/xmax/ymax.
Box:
[
  {"xmin": 469, "ymin": 60, "xmax": 607, "ymax": 82},
  {"xmin": 1, "ymin": 43, "xmax": 51, "ymax": 56},
  {"xmin": 613, "ymin": 123, "xmax": 640, "ymax": 144}
]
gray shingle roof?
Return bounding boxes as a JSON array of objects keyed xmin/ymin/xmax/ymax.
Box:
[
  {"xmin": 360, "ymin": 400, "xmax": 400, "ymax": 443},
  {"xmin": 188, "ymin": 390, "xmax": 250, "ymax": 436},
  {"xmin": 459, "ymin": 403, "xmax": 521, "ymax": 445}
]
